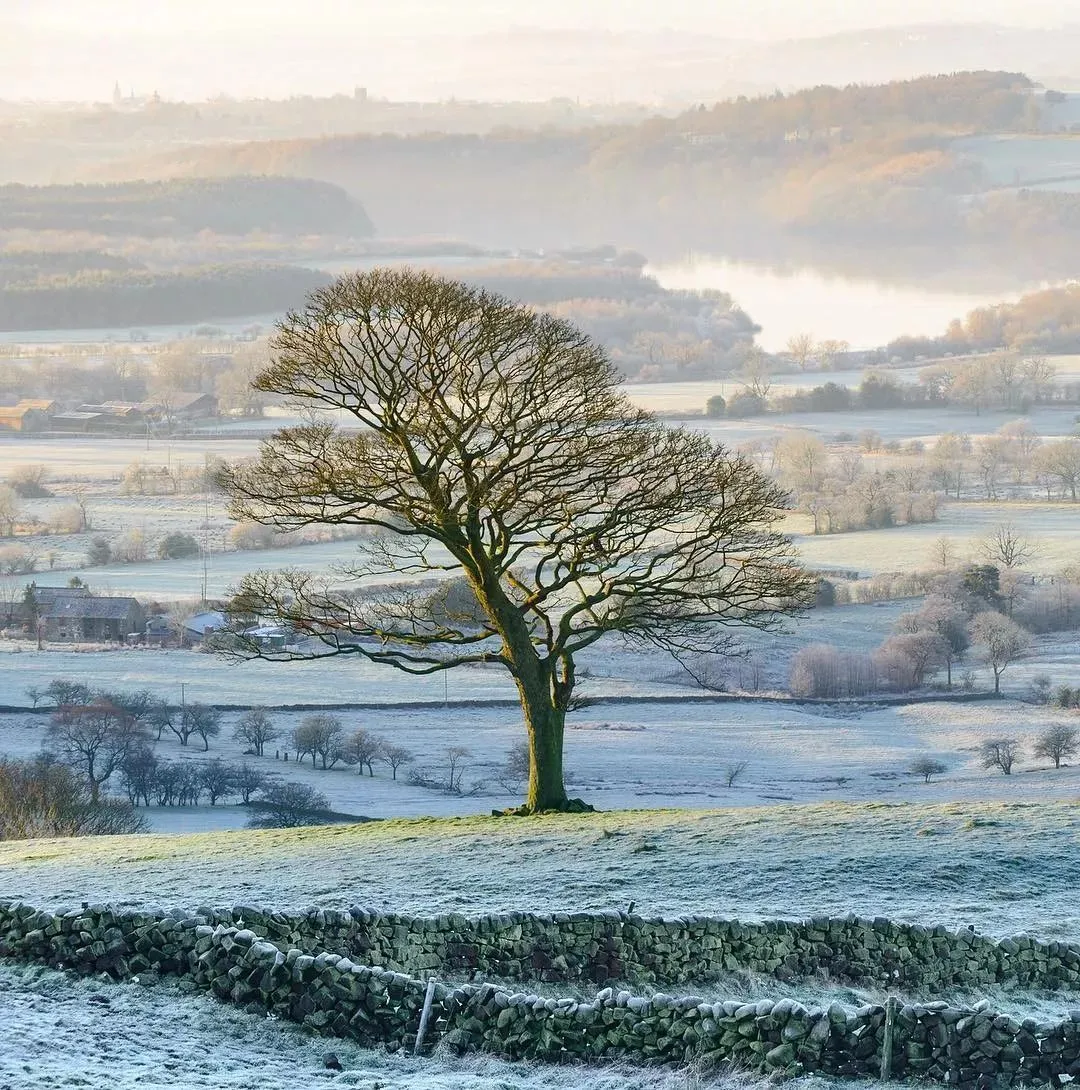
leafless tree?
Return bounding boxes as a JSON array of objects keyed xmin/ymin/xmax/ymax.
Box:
[
  {"xmin": 969, "ymin": 612, "xmax": 1031, "ymax": 694},
  {"xmin": 199, "ymin": 758, "xmax": 236, "ymax": 805},
  {"xmin": 233, "ymin": 707, "xmax": 278, "ymax": 756},
  {"xmin": 445, "ymin": 745, "xmax": 472, "ymax": 794},
  {"xmin": 785, "ymin": 332, "xmax": 816, "ymax": 371},
  {"xmin": 233, "ymin": 762, "xmax": 271, "ymax": 803},
  {"xmin": 46, "ymin": 700, "xmax": 146, "ymax": 802},
  {"xmin": 380, "ymin": 743, "xmax": 413, "ymax": 780},
  {"xmin": 723, "ymin": 760, "xmax": 748, "ymax": 788},
  {"xmin": 221, "ymin": 270, "xmax": 810, "ymax": 813},
  {"xmin": 981, "ymin": 524, "xmax": 1039, "ymax": 570},
  {"xmin": 909, "ymin": 756, "xmax": 946, "ymax": 783},
  {"xmin": 1034, "ymin": 724, "xmax": 1079, "ymax": 769},
  {"xmin": 980, "ymin": 737, "xmax": 1019, "ymax": 775},
  {"xmin": 181, "ymin": 703, "xmax": 222, "ymax": 751},
  {"xmin": 292, "ymin": 714, "xmax": 344, "ymax": 770},
  {"xmin": 342, "ymin": 727, "xmax": 383, "ymax": 776}
]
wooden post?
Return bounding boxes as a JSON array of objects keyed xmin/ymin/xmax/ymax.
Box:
[
  {"xmin": 414, "ymin": 977, "xmax": 438, "ymax": 1056},
  {"xmin": 880, "ymin": 995, "xmax": 899, "ymax": 1081}
]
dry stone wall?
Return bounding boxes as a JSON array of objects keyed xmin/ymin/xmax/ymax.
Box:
[
  {"xmin": 201, "ymin": 905, "xmax": 1080, "ymax": 991},
  {"xmin": 4, "ymin": 900, "xmax": 1080, "ymax": 1089}
]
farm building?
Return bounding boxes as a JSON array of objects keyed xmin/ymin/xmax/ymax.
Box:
[
  {"xmin": 0, "ymin": 399, "xmax": 55, "ymax": 432},
  {"xmin": 40, "ymin": 594, "xmax": 146, "ymax": 642},
  {"xmin": 140, "ymin": 392, "xmax": 218, "ymax": 420}
]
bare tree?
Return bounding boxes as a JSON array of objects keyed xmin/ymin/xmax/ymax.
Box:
[
  {"xmin": 221, "ymin": 270, "xmax": 809, "ymax": 813},
  {"xmin": 1034, "ymin": 724, "xmax": 1079, "ymax": 769},
  {"xmin": 46, "ymin": 700, "xmax": 145, "ymax": 802},
  {"xmin": 342, "ymin": 727, "xmax": 383, "ymax": 776},
  {"xmin": 380, "ymin": 743, "xmax": 413, "ymax": 780},
  {"xmin": 248, "ymin": 783, "xmax": 331, "ymax": 828},
  {"xmin": 930, "ymin": 536, "xmax": 957, "ymax": 569},
  {"xmin": 496, "ymin": 740, "xmax": 531, "ymax": 794},
  {"xmin": 199, "ymin": 758, "xmax": 236, "ymax": 805},
  {"xmin": 292, "ymin": 714, "xmax": 345, "ymax": 770},
  {"xmin": 909, "ymin": 756, "xmax": 946, "ymax": 783},
  {"xmin": 785, "ymin": 333, "xmax": 816, "ymax": 371},
  {"xmin": 723, "ymin": 760, "xmax": 748, "ymax": 787},
  {"xmin": 44, "ymin": 679, "xmax": 93, "ymax": 707},
  {"xmin": 232, "ymin": 762, "xmax": 271, "ymax": 803},
  {"xmin": 181, "ymin": 704, "xmax": 222, "ymax": 751},
  {"xmin": 445, "ymin": 745, "xmax": 472, "ymax": 794},
  {"xmin": 980, "ymin": 737, "xmax": 1019, "ymax": 775},
  {"xmin": 233, "ymin": 707, "xmax": 278, "ymax": 756},
  {"xmin": 981, "ymin": 524, "xmax": 1039, "ymax": 570},
  {"xmin": 969, "ymin": 612, "xmax": 1031, "ymax": 694}
]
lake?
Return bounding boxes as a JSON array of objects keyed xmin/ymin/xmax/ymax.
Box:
[{"xmin": 646, "ymin": 256, "xmax": 1065, "ymax": 352}]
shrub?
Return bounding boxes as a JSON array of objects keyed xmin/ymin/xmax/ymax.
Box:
[
  {"xmin": 1034, "ymin": 724, "xmax": 1079, "ymax": 769},
  {"xmin": 113, "ymin": 528, "xmax": 147, "ymax": 563},
  {"xmin": 981, "ymin": 737, "xmax": 1019, "ymax": 775},
  {"xmin": 7, "ymin": 464, "xmax": 52, "ymax": 498},
  {"xmin": 725, "ymin": 391, "xmax": 765, "ymax": 418},
  {"xmin": 247, "ymin": 783, "xmax": 332, "ymax": 828},
  {"xmin": 0, "ymin": 756, "xmax": 147, "ymax": 839},
  {"xmin": 229, "ymin": 521, "xmax": 275, "ymax": 550},
  {"xmin": 86, "ymin": 537, "xmax": 112, "ymax": 566},
  {"xmin": 47, "ymin": 505, "xmax": 85, "ymax": 534},
  {"xmin": 910, "ymin": 756, "xmax": 947, "ymax": 783},
  {"xmin": 705, "ymin": 394, "xmax": 726, "ymax": 418},
  {"xmin": 158, "ymin": 532, "xmax": 201, "ymax": 559}
]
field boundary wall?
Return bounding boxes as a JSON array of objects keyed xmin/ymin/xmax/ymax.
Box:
[{"xmin": 3, "ymin": 901, "xmax": 1080, "ymax": 1087}]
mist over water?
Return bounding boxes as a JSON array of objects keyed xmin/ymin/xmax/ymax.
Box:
[{"xmin": 646, "ymin": 258, "xmax": 1067, "ymax": 351}]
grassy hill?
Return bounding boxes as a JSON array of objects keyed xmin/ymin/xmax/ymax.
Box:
[{"xmin": 4, "ymin": 800, "xmax": 1078, "ymax": 939}]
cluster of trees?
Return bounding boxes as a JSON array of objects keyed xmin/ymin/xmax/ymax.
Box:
[
  {"xmin": 908, "ymin": 722, "xmax": 1078, "ymax": 783},
  {"xmin": 791, "ymin": 568, "xmax": 1033, "ymax": 697},
  {"xmin": 0, "ymin": 177, "xmax": 372, "ymax": 237},
  {"xmin": 453, "ymin": 261, "xmax": 759, "ymax": 382},
  {"xmin": 118, "ymin": 753, "xmax": 271, "ymax": 808},
  {"xmin": 0, "ymin": 263, "xmax": 330, "ymax": 332},
  {"xmin": 889, "ymin": 285, "xmax": 1080, "ymax": 359},
  {"xmin": 284, "ymin": 714, "xmax": 413, "ymax": 779},
  {"xmin": 0, "ymin": 755, "xmax": 146, "ymax": 838}
]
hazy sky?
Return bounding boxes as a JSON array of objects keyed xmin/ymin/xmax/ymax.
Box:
[{"xmin": 6, "ymin": 0, "xmax": 1080, "ymax": 101}]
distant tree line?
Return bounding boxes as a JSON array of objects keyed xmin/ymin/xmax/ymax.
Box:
[
  {"xmin": 0, "ymin": 176, "xmax": 373, "ymax": 236},
  {"xmin": 0, "ymin": 263, "xmax": 330, "ymax": 331}
]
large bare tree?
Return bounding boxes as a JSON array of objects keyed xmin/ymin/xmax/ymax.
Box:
[{"xmin": 221, "ymin": 270, "xmax": 810, "ymax": 813}]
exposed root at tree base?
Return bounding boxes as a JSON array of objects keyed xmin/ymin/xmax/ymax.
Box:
[{"xmin": 491, "ymin": 798, "xmax": 597, "ymax": 817}]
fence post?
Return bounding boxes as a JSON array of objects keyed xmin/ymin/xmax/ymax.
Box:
[
  {"xmin": 880, "ymin": 995, "xmax": 899, "ymax": 1081},
  {"xmin": 414, "ymin": 976, "xmax": 438, "ymax": 1055}
]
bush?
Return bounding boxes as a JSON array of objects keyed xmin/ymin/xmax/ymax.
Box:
[
  {"xmin": 7, "ymin": 465, "xmax": 52, "ymax": 499},
  {"xmin": 910, "ymin": 755, "xmax": 947, "ymax": 783},
  {"xmin": 725, "ymin": 391, "xmax": 765, "ymax": 418},
  {"xmin": 47, "ymin": 505, "xmax": 86, "ymax": 534},
  {"xmin": 247, "ymin": 783, "xmax": 332, "ymax": 828},
  {"xmin": 0, "ymin": 756, "xmax": 147, "ymax": 838},
  {"xmin": 229, "ymin": 521, "xmax": 276, "ymax": 550},
  {"xmin": 158, "ymin": 532, "xmax": 201, "ymax": 559},
  {"xmin": 705, "ymin": 394, "xmax": 726, "ymax": 418},
  {"xmin": 1034, "ymin": 724, "xmax": 1079, "ymax": 769},
  {"xmin": 113, "ymin": 528, "xmax": 147, "ymax": 563},
  {"xmin": 86, "ymin": 537, "xmax": 112, "ymax": 566}
]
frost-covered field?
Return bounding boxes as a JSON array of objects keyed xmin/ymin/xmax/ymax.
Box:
[
  {"xmin": 4, "ymin": 800, "xmax": 1080, "ymax": 939},
  {"xmin": 790, "ymin": 500, "xmax": 1080, "ymax": 574},
  {"xmin": 0, "ymin": 963, "xmax": 855, "ymax": 1090},
  {"xmin": 2, "ymin": 692, "xmax": 1077, "ymax": 832}
]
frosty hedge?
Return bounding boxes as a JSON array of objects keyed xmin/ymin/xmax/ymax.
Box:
[{"xmin": 3, "ymin": 900, "xmax": 1080, "ymax": 1087}]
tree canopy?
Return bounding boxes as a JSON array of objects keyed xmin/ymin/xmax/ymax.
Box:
[{"xmin": 223, "ymin": 269, "xmax": 810, "ymax": 813}]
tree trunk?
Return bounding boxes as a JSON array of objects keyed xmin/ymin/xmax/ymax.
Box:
[
  {"xmin": 994, "ymin": 668, "xmax": 1001, "ymax": 694},
  {"xmin": 515, "ymin": 671, "xmax": 569, "ymax": 812}
]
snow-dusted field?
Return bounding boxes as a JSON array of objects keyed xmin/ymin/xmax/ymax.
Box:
[
  {"xmin": 1, "ymin": 694, "xmax": 1076, "ymax": 832},
  {"xmin": 790, "ymin": 500, "xmax": 1080, "ymax": 574},
  {"xmin": 3, "ymin": 798, "xmax": 1080, "ymax": 939},
  {"xmin": 0, "ymin": 962, "xmax": 842, "ymax": 1090}
]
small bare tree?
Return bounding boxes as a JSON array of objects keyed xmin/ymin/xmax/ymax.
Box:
[
  {"xmin": 342, "ymin": 727, "xmax": 383, "ymax": 776},
  {"xmin": 292, "ymin": 714, "xmax": 344, "ymax": 770},
  {"xmin": 969, "ymin": 612, "xmax": 1031, "ymax": 694},
  {"xmin": 1034, "ymin": 724, "xmax": 1078, "ymax": 769},
  {"xmin": 46, "ymin": 700, "xmax": 146, "ymax": 802},
  {"xmin": 980, "ymin": 737, "xmax": 1019, "ymax": 775},
  {"xmin": 981, "ymin": 524, "xmax": 1039, "ymax": 570},
  {"xmin": 182, "ymin": 703, "xmax": 222, "ymax": 751},
  {"xmin": 723, "ymin": 760, "xmax": 748, "ymax": 787},
  {"xmin": 909, "ymin": 756, "xmax": 947, "ymax": 783},
  {"xmin": 380, "ymin": 743, "xmax": 413, "ymax": 780},
  {"xmin": 233, "ymin": 707, "xmax": 278, "ymax": 756}
]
